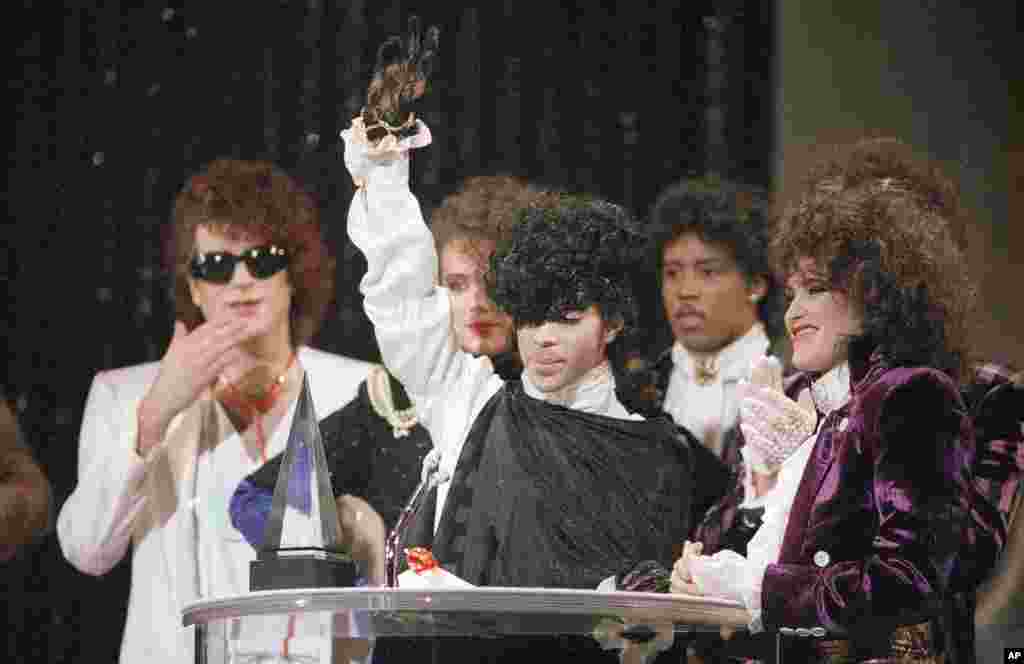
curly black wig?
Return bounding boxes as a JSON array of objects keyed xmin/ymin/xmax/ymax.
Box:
[
  {"xmin": 772, "ymin": 137, "xmax": 975, "ymax": 380},
  {"xmin": 649, "ymin": 176, "xmax": 785, "ymax": 342},
  {"xmin": 488, "ymin": 194, "xmax": 647, "ymax": 345}
]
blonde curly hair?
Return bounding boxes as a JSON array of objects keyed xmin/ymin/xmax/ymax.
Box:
[{"xmin": 429, "ymin": 175, "xmax": 556, "ymax": 272}]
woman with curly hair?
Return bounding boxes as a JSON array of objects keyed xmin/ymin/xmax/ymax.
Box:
[
  {"xmin": 57, "ymin": 158, "xmax": 375, "ymax": 664},
  {"xmin": 430, "ymin": 175, "xmax": 537, "ymax": 364},
  {"xmin": 670, "ymin": 137, "xmax": 1003, "ymax": 662}
]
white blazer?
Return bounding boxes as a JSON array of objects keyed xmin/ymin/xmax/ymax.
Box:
[{"xmin": 57, "ymin": 346, "xmax": 372, "ymax": 664}]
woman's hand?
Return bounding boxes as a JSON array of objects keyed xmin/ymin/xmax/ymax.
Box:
[
  {"xmin": 737, "ymin": 358, "xmax": 816, "ymax": 474},
  {"xmin": 337, "ymin": 494, "xmax": 387, "ymax": 586},
  {"xmin": 670, "ymin": 540, "xmax": 704, "ymax": 595}
]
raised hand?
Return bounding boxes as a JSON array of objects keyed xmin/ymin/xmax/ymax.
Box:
[
  {"xmin": 737, "ymin": 357, "xmax": 816, "ymax": 474},
  {"xmin": 362, "ymin": 16, "xmax": 440, "ymax": 144},
  {"xmin": 136, "ymin": 319, "xmax": 256, "ymax": 455}
]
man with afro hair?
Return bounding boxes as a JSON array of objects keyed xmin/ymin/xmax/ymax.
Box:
[{"xmin": 342, "ymin": 119, "xmax": 727, "ymax": 603}]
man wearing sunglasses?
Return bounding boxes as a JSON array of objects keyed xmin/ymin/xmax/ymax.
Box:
[{"xmin": 57, "ymin": 158, "xmax": 373, "ymax": 664}]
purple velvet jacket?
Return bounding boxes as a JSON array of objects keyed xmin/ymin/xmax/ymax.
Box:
[{"xmin": 760, "ymin": 351, "xmax": 1002, "ymax": 644}]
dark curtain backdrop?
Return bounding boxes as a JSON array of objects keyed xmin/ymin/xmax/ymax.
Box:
[{"xmin": 6, "ymin": 1, "xmax": 774, "ymax": 661}]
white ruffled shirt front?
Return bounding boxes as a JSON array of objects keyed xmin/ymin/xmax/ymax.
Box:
[
  {"xmin": 687, "ymin": 362, "xmax": 851, "ymax": 632},
  {"xmin": 663, "ymin": 324, "xmax": 770, "ymax": 458},
  {"xmin": 342, "ymin": 120, "xmax": 639, "ymax": 533}
]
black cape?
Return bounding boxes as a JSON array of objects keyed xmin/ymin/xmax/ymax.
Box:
[
  {"xmin": 408, "ymin": 381, "xmax": 719, "ymax": 589},
  {"xmin": 393, "ymin": 381, "xmax": 727, "ymax": 664}
]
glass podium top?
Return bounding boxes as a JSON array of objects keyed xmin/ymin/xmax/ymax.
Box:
[
  {"xmin": 184, "ymin": 586, "xmax": 748, "ymax": 638},
  {"xmin": 184, "ymin": 588, "xmax": 752, "ymax": 664}
]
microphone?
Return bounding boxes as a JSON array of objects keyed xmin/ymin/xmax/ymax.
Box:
[{"xmin": 384, "ymin": 450, "xmax": 450, "ymax": 587}]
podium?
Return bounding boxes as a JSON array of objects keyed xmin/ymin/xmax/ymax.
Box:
[{"xmin": 183, "ymin": 587, "xmax": 751, "ymax": 663}]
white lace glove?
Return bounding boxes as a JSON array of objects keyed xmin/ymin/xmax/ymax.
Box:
[
  {"xmin": 737, "ymin": 358, "xmax": 816, "ymax": 474},
  {"xmin": 340, "ymin": 117, "xmax": 432, "ymax": 190},
  {"xmin": 686, "ymin": 550, "xmax": 751, "ymax": 603},
  {"xmin": 687, "ymin": 550, "xmax": 766, "ymax": 632}
]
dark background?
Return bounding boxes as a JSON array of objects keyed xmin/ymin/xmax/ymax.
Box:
[
  {"xmin": 6, "ymin": 1, "xmax": 1018, "ymax": 661},
  {"xmin": 776, "ymin": 0, "xmax": 1020, "ymax": 373},
  {"xmin": 6, "ymin": 1, "xmax": 774, "ymax": 661}
]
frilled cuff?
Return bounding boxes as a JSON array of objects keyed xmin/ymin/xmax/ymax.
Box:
[{"xmin": 340, "ymin": 116, "xmax": 431, "ymax": 189}]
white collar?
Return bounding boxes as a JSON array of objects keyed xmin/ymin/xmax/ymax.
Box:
[
  {"xmin": 671, "ymin": 322, "xmax": 770, "ymax": 383},
  {"xmin": 521, "ymin": 360, "xmax": 637, "ymax": 419},
  {"xmin": 809, "ymin": 362, "xmax": 852, "ymax": 416}
]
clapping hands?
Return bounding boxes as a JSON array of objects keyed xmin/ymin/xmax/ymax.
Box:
[
  {"xmin": 737, "ymin": 355, "xmax": 816, "ymax": 474},
  {"xmin": 137, "ymin": 319, "xmax": 257, "ymax": 455}
]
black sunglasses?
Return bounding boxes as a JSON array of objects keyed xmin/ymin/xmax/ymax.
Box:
[{"xmin": 189, "ymin": 244, "xmax": 290, "ymax": 284}]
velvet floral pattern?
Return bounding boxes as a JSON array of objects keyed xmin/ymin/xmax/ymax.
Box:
[{"xmin": 760, "ymin": 350, "xmax": 1002, "ymax": 659}]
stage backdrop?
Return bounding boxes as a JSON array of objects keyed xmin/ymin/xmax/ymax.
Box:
[
  {"xmin": 6, "ymin": 2, "xmax": 774, "ymax": 661},
  {"xmin": 777, "ymin": 0, "xmax": 1019, "ymax": 368}
]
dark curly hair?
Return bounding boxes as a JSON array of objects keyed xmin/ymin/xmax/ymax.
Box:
[
  {"xmin": 649, "ymin": 176, "xmax": 785, "ymax": 341},
  {"xmin": 772, "ymin": 137, "xmax": 975, "ymax": 380},
  {"xmin": 168, "ymin": 158, "xmax": 334, "ymax": 346},
  {"xmin": 488, "ymin": 194, "xmax": 647, "ymax": 347}
]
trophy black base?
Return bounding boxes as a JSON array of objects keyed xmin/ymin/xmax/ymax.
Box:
[{"xmin": 250, "ymin": 549, "xmax": 359, "ymax": 591}]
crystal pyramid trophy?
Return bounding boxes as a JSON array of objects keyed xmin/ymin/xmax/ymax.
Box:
[{"xmin": 250, "ymin": 374, "xmax": 358, "ymax": 591}]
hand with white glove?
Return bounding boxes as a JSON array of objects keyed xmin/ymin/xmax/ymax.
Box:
[{"xmin": 738, "ymin": 356, "xmax": 816, "ymax": 474}]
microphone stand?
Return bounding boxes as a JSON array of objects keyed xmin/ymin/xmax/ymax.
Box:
[{"xmin": 384, "ymin": 458, "xmax": 448, "ymax": 587}]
